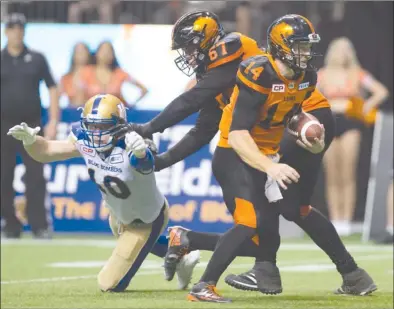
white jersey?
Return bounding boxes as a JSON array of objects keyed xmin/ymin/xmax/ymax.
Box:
[{"xmin": 70, "ymin": 123, "xmax": 165, "ymax": 225}]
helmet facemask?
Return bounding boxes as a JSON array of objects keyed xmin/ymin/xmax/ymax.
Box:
[
  {"xmin": 172, "ymin": 11, "xmax": 225, "ymax": 77},
  {"xmin": 281, "ymin": 33, "xmax": 321, "ymax": 72},
  {"xmin": 173, "ymin": 31, "xmax": 207, "ymax": 77},
  {"xmin": 81, "ymin": 115, "xmax": 119, "ymax": 152},
  {"xmin": 174, "ymin": 37, "xmax": 206, "ymax": 77}
]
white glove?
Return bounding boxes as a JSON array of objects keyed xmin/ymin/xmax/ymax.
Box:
[
  {"xmin": 125, "ymin": 131, "xmax": 147, "ymax": 158},
  {"xmin": 7, "ymin": 122, "xmax": 41, "ymax": 146}
]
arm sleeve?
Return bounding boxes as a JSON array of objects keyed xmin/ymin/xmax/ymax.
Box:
[
  {"xmin": 230, "ymin": 84, "xmax": 268, "ymax": 132},
  {"xmin": 146, "ymin": 60, "xmax": 240, "ymax": 134},
  {"xmin": 154, "ymin": 102, "xmax": 222, "ymax": 171},
  {"xmin": 40, "ymin": 54, "xmax": 56, "ymax": 88},
  {"xmin": 129, "ymin": 149, "xmax": 155, "ymax": 175}
]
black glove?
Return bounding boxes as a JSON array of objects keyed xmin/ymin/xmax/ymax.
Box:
[
  {"xmin": 110, "ymin": 116, "xmax": 153, "ymax": 140},
  {"xmin": 144, "ymin": 138, "xmax": 158, "ymax": 155}
]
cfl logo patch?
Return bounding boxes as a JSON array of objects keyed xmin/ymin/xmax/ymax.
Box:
[
  {"xmin": 81, "ymin": 146, "xmax": 95, "ymax": 157},
  {"xmin": 272, "ymin": 84, "xmax": 285, "ymax": 93},
  {"xmin": 298, "ymin": 82, "xmax": 310, "ymax": 90}
]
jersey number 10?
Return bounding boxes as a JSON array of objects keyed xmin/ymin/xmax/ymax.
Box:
[{"xmin": 88, "ymin": 168, "xmax": 131, "ymax": 200}]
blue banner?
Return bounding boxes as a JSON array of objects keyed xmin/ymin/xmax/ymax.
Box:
[{"xmin": 13, "ymin": 108, "xmax": 233, "ymax": 234}]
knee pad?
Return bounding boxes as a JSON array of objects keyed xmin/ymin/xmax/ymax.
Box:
[{"xmin": 98, "ymin": 226, "xmax": 150, "ymax": 292}]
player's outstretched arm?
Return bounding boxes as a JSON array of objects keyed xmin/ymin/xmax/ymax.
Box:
[
  {"xmin": 7, "ymin": 122, "xmax": 80, "ymax": 163},
  {"xmin": 154, "ymin": 103, "xmax": 222, "ymax": 171},
  {"xmin": 140, "ymin": 61, "xmax": 240, "ymax": 136}
]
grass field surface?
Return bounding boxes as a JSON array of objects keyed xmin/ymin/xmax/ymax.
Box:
[{"xmin": 1, "ymin": 235, "xmax": 393, "ymax": 308}]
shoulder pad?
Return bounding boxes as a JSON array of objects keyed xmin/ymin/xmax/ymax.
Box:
[
  {"xmin": 236, "ymin": 55, "xmax": 273, "ymax": 94},
  {"xmin": 206, "ymin": 33, "xmax": 243, "ymax": 70}
]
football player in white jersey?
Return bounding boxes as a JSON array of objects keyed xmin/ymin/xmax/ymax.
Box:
[{"xmin": 7, "ymin": 94, "xmax": 200, "ymax": 292}]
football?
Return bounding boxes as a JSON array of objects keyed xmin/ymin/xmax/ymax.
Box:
[{"xmin": 287, "ymin": 112, "xmax": 323, "ymax": 144}]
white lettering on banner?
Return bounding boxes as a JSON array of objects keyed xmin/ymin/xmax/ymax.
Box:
[
  {"xmin": 13, "ymin": 164, "xmax": 88, "ymax": 194},
  {"xmin": 209, "ymin": 133, "xmax": 220, "ymax": 155},
  {"xmin": 66, "ymin": 165, "xmax": 90, "ymax": 193},
  {"xmin": 154, "ymin": 125, "xmax": 193, "ymax": 150},
  {"xmin": 155, "ymin": 160, "xmax": 222, "ymax": 197},
  {"xmin": 13, "ymin": 165, "xmax": 26, "ymax": 193},
  {"xmin": 183, "ymin": 160, "xmax": 212, "ymax": 195},
  {"xmin": 46, "ymin": 165, "xmax": 67, "ymax": 193}
]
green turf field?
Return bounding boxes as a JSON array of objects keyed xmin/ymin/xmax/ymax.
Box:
[{"xmin": 1, "ymin": 236, "xmax": 393, "ymax": 308}]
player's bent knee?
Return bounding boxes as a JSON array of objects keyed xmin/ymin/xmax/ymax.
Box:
[
  {"xmin": 281, "ymin": 204, "xmax": 313, "ymax": 222},
  {"xmin": 97, "ymin": 229, "xmax": 146, "ymax": 292}
]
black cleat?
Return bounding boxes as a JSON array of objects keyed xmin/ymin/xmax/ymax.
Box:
[
  {"xmin": 187, "ymin": 282, "xmax": 232, "ymax": 303},
  {"xmin": 254, "ymin": 261, "xmax": 283, "ymax": 295},
  {"xmin": 225, "ymin": 269, "xmax": 259, "ymax": 291},
  {"xmin": 164, "ymin": 226, "xmax": 191, "ymax": 281},
  {"xmin": 334, "ymin": 268, "xmax": 377, "ymax": 296},
  {"xmin": 1, "ymin": 222, "xmax": 23, "ymax": 239},
  {"xmin": 374, "ymin": 232, "xmax": 394, "ymax": 244},
  {"xmin": 32, "ymin": 229, "xmax": 52, "ymax": 240}
]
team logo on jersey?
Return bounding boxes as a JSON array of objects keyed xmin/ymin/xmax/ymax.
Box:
[
  {"xmin": 108, "ymin": 153, "xmax": 124, "ymax": 164},
  {"xmin": 272, "ymin": 84, "xmax": 285, "ymax": 92},
  {"xmin": 81, "ymin": 146, "xmax": 95, "ymax": 157},
  {"xmin": 298, "ymin": 82, "xmax": 310, "ymax": 90},
  {"xmin": 288, "ymin": 82, "xmax": 295, "ymax": 89}
]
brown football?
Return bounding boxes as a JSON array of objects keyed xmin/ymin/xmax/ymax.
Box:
[{"xmin": 287, "ymin": 112, "xmax": 323, "ymax": 143}]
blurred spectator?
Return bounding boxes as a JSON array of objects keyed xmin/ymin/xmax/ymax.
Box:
[
  {"xmin": 235, "ymin": 1, "xmax": 251, "ymax": 36},
  {"xmin": 78, "ymin": 41, "xmax": 148, "ymax": 106},
  {"xmin": 59, "ymin": 42, "xmax": 93, "ymax": 107},
  {"xmin": 68, "ymin": 0, "xmax": 119, "ymax": 24},
  {"xmin": 152, "ymin": 1, "xmax": 185, "ymax": 24},
  {"xmin": 1, "ymin": 13, "xmax": 59, "ymax": 239},
  {"xmin": 318, "ymin": 37, "xmax": 389, "ymax": 236}
]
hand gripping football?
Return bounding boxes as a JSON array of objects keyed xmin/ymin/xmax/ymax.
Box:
[{"xmin": 287, "ymin": 112, "xmax": 323, "ymax": 144}]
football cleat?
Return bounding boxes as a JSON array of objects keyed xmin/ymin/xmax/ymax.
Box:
[
  {"xmin": 254, "ymin": 261, "xmax": 283, "ymax": 295},
  {"xmin": 225, "ymin": 269, "xmax": 259, "ymax": 291},
  {"xmin": 164, "ymin": 226, "xmax": 191, "ymax": 281},
  {"xmin": 176, "ymin": 250, "xmax": 201, "ymax": 290},
  {"xmin": 187, "ymin": 282, "xmax": 232, "ymax": 303},
  {"xmin": 334, "ymin": 268, "xmax": 377, "ymax": 296}
]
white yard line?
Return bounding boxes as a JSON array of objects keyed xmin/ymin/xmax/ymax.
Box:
[
  {"xmin": 2, "ymin": 254, "xmax": 392, "ymax": 285},
  {"xmin": 2, "ymin": 238, "xmax": 393, "ymax": 252},
  {"xmin": 1, "ymin": 275, "xmax": 97, "ymax": 285},
  {"xmin": 47, "ymin": 254, "xmax": 394, "ymax": 269},
  {"xmin": 1, "ymin": 270, "xmax": 164, "ymax": 285}
]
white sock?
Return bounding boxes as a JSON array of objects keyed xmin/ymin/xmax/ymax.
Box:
[{"xmin": 386, "ymin": 226, "xmax": 393, "ymax": 235}]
